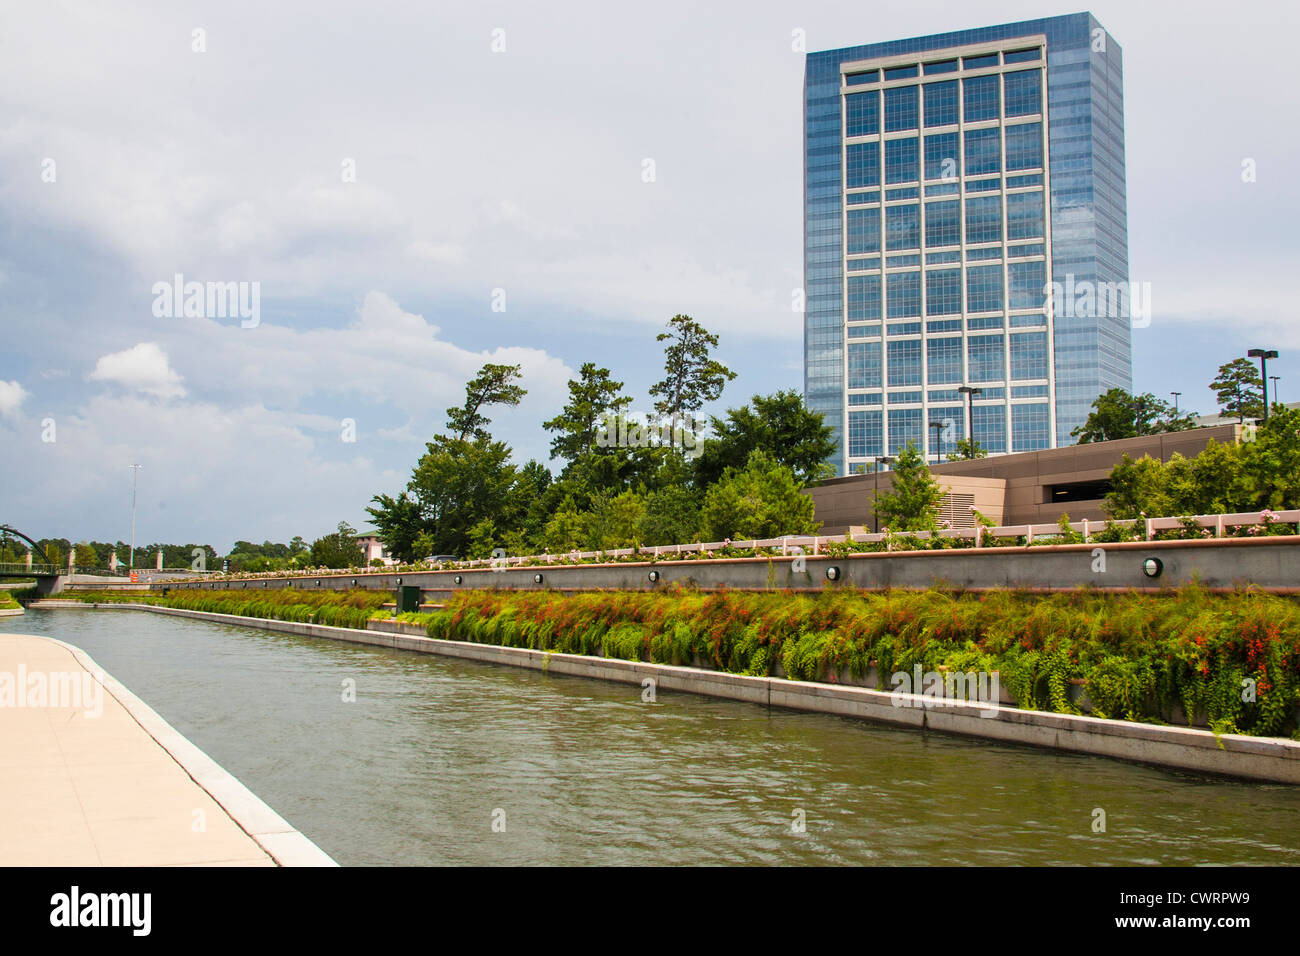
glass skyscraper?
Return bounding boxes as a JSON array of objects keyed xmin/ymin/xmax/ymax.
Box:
[{"xmin": 804, "ymin": 13, "xmax": 1131, "ymax": 473}]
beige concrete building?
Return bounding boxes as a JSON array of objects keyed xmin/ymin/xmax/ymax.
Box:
[{"xmin": 808, "ymin": 424, "xmax": 1243, "ymax": 533}]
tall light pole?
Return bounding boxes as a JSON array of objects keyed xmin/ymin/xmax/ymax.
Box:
[
  {"xmin": 1270, "ymin": 375, "xmax": 1281, "ymax": 409},
  {"xmin": 128, "ymin": 464, "xmax": 142, "ymax": 572},
  {"xmin": 928, "ymin": 420, "xmax": 946, "ymax": 464},
  {"xmin": 957, "ymin": 386, "xmax": 982, "ymax": 457},
  {"xmin": 1170, "ymin": 391, "xmax": 1181, "ymax": 416},
  {"xmin": 872, "ymin": 455, "xmax": 894, "ymax": 534},
  {"xmin": 1247, "ymin": 348, "xmax": 1278, "ymax": 422}
]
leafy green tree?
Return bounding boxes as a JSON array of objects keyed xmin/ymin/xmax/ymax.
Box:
[
  {"xmin": 364, "ymin": 492, "xmax": 427, "ymax": 563},
  {"xmin": 1073, "ymin": 388, "xmax": 1195, "ymax": 443},
  {"xmin": 1211, "ymin": 358, "xmax": 1265, "ymax": 422},
  {"xmin": 871, "ymin": 443, "xmax": 945, "ymax": 532},
  {"xmin": 309, "ymin": 521, "xmax": 364, "ymax": 569},
  {"xmin": 407, "ymin": 437, "xmax": 526, "ymax": 557},
  {"xmin": 648, "ymin": 315, "xmax": 736, "ymax": 444},
  {"xmin": 541, "ymin": 502, "xmax": 588, "ymax": 553},
  {"xmin": 692, "ymin": 390, "xmax": 837, "ymax": 487},
  {"xmin": 641, "ymin": 484, "xmax": 701, "ymax": 546},
  {"xmin": 946, "ymin": 438, "xmax": 988, "ymax": 461},
  {"xmin": 543, "ymin": 363, "xmax": 630, "ymax": 463},
  {"xmin": 445, "ymin": 363, "xmax": 526, "ymax": 442},
  {"xmin": 584, "ymin": 490, "xmax": 648, "ymax": 550},
  {"xmin": 699, "ymin": 450, "xmax": 821, "ymax": 540}
]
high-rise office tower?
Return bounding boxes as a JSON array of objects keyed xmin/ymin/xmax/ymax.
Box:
[{"xmin": 804, "ymin": 13, "xmax": 1131, "ymax": 473}]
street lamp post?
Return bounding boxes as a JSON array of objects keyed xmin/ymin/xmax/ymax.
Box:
[
  {"xmin": 872, "ymin": 455, "xmax": 895, "ymax": 534},
  {"xmin": 1171, "ymin": 391, "xmax": 1181, "ymax": 416},
  {"xmin": 128, "ymin": 464, "xmax": 142, "ymax": 573},
  {"xmin": 957, "ymin": 386, "xmax": 982, "ymax": 457},
  {"xmin": 928, "ymin": 420, "xmax": 946, "ymax": 464},
  {"xmin": 1247, "ymin": 348, "xmax": 1279, "ymax": 422},
  {"xmin": 1134, "ymin": 395, "xmax": 1147, "ymax": 436},
  {"xmin": 1270, "ymin": 375, "xmax": 1281, "ymax": 410}
]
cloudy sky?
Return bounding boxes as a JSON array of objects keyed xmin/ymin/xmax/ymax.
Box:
[{"xmin": 1, "ymin": 0, "xmax": 1295, "ymax": 551}]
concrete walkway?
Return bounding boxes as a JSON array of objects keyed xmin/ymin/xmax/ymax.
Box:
[{"xmin": 0, "ymin": 633, "xmax": 335, "ymax": 866}]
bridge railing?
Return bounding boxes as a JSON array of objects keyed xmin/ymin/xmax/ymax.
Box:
[{"xmin": 0, "ymin": 562, "xmax": 56, "ymax": 576}]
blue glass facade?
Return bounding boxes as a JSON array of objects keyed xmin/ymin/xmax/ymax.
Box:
[{"xmin": 804, "ymin": 13, "xmax": 1131, "ymax": 473}]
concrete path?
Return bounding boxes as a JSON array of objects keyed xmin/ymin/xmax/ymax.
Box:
[{"xmin": 0, "ymin": 632, "xmax": 335, "ymax": 866}]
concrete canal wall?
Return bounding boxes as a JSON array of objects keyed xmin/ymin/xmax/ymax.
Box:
[{"xmin": 154, "ymin": 536, "xmax": 1300, "ymax": 599}]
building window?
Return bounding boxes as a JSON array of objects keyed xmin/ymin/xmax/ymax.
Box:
[
  {"xmin": 1009, "ymin": 331, "xmax": 1049, "ymax": 380},
  {"xmin": 885, "ymin": 203, "xmax": 920, "ymax": 250},
  {"xmin": 884, "ymin": 137, "xmax": 919, "ymax": 183},
  {"xmin": 845, "ymin": 91, "xmax": 881, "ymax": 137},
  {"xmin": 923, "ymin": 132, "xmax": 959, "ymax": 181},
  {"xmin": 963, "ymin": 74, "xmax": 1001, "ymax": 122},
  {"xmin": 846, "ymin": 141, "xmax": 881, "ymax": 188},
  {"xmin": 966, "ymin": 264, "xmax": 1004, "ymax": 313},
  {"xmin": 886, "ymin": 271, "xmax": 921, "ymax": 318},
  {"xmin": 1004, "ymin": 69, "xmax": 1042, "ymax": 116},
  {"xmin": 1008, "ymin": 261, "xmax": 1047, "ymax": 310},
  {"xmin": 923, "ymin": 80, "xmax": 959, "ymax": 127},
  {"xmin": 965, "ymin": 195, "xmax": 1002, "ymax": 244},
  {"xmin": 924, "ymin": 199, "xmax": 960, "ymax": 247},
  {"xmin": 888, "ymin": 407, "xmax": 924, "ymax": 455},
  {"xmin": 848, "ymin": 341, "xmax": 882, "ymax": 389},
  {"xmin": 848, "ymin": 410, "xmax": 883, "ymax": 458},
  {"xmin": 884, "ymin": 86, "xmax": 920, "ymax": 131},
  {"xmin": 847, "ymin": 274, "xmax": 882, "ymax": 321},
  {"xmin": 846, "ymin": 206, "xmax": 881, "ymax": 255},
  {"xmin": 926, "ymin": 337, "xmax": 963, "ymax": 384},
  {"xmin": 925, "ymin": 269, "xmax": 962, "ymax": 315},
  {"xmin": 1005, "ymin": 122, "xmax": 1043, "ymax": 170},
  {"xmin": 967, "ymin": 334, "xmax": 1006, "ymax": 382},
  {"xmin": 972, "ymin": 403, "xmax": 1007, "ymax": 453},
  {"xmin": 888, "ymin": 338, "xmax": 923, "ymax": 386},
  {"xmin": 1006, "ymin": 191, "xmax": 1045, "ymax": 240},
  {"xmin": 1012, "ymin": 403, "xmax": 1051, "ymax": 451},
  {"xmin": 964, "ymin": 127, "xmax": 1001, "ymax": 175}
]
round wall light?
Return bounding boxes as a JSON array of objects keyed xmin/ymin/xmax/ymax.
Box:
[
  {"xmin": 454, "ymin": 575, "xmax": 463, "ymax": 585},
  {"xmin": 825, "ymin": 566, "xmax": 841, "ymax": 582},
  {"xmin": 534, "ymin": 573, "xmax": 544, "ymax": 584},
  {"xmin": 350, "ymin": 578, "xmax": 357, "ymax": 586},
  {"xmin": 315, "ymin": 579, "xmax": 321, "ymax": 586},
  {"xmin": 648, "ymin": 570, "xmax": 660, "ymax": 583},
  {"xmin": 1142, "ymin": 557, "xmax": 1163, "ymax": 578}
]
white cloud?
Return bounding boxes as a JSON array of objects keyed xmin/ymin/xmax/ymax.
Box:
[
  {"xmin": 88, "ymin": 342, "xmax": 185, "ymax": 400},
  {"xmin": 0, "ymin": 380, "xmax": 27, "ymax": 417}
]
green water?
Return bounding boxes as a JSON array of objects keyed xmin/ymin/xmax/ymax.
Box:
[{"xmin": 4, "ymin": 608, "xmax": 1299, "ymax": 866}]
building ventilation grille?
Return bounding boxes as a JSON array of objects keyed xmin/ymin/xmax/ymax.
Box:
[{"xmin": 940, "ymin": 493, "xmax": 976, "ymax": 528}]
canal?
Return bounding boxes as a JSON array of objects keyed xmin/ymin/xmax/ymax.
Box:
[{"xmin": 4, "ymin": 608, "xmax": 1299, "ymax": 866}]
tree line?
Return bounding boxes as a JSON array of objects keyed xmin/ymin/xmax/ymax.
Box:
[{"xmin": 367, "ymin": 314, "xmax": 837, "ymax": 561}]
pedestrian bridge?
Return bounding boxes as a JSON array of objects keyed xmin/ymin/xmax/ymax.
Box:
[{"xmin": 0, "ymin": 524, "xmax": 67, "ymax": 593}]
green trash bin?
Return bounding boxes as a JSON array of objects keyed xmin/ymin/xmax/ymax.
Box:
[{"xmin": 397, "ymin": 585, "xmax": 421, "ymax": 614}]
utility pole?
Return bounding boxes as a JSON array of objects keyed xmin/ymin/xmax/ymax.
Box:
[{"xmin": 128, "ymin": 464, "xmax": 142, "ymax": 572}]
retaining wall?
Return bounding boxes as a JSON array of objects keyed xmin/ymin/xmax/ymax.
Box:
[{"xmin": 45, "ymin": 602, "xmax": 1300, "ymax": 786}]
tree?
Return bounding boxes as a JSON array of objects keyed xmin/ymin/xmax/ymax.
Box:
[
  {"xmin": 699, "ymin": 450, "xmax": 821, "ymax": 540},
  {"xmin": 641, "ymin": 484, "xmax": 701, "ymax": 546},
  {"xmin": 365, "ymin": 492, "xmax": 427, "ymax": 563},
  {"xmin": 871, "ymin": 443, "xmax": 945, "ymax": 532},
  {"xmin": 947, "ymin": 438, "xmax": 988, "ymax": 461},
  {"xmin": 1211, "ymin": 358, "xmax": 1264, "ymax": 423},
  {"xmin": 73, "ymin": 542, "xmax": 97, "ymax": 568},
  {"xmin": 406, "ymin": 437, "xmax": 526, "ymax": 558},
  {"xmin": 309, "ymin": 521, "xmax": 364, "ymax": 569},
  {"xmin": 648, "ymin": 315, "xmax": 736, "ymax": 443},
  {"xmin": 692, "ymin": 390, "xmax": 838, "ymax": 487},
  {"xmin": 542, "ymin": 363, "xmax": 630, "ymax": 463},
  {"xmin": 1072, "ymin": 388, "xmax": 1195, "ymax": 443},
  {"xmin": 445, "ymin": 363, "xmax": 526, "ymax": 442}
]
